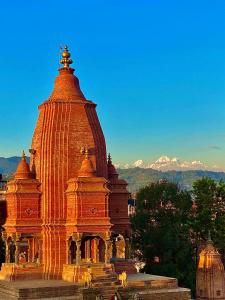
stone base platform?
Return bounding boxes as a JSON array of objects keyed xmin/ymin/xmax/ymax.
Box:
[
  {"xmin": 0, "ymin": 263, "xmax": 43, "ymax": 281},
  {"xmin": 117, "ymin": 274, "xmax": 191, "ymax": 300},
  {"xmin": 62, "ymin": 262, "xmax": 116, "ymax": 283},
  {"xmin": 0, "ymin": 273, "xmax": 192, "ymax": 300},
  {"xmin": 0, "ymin": 279, "xmax": 83, "ymax": 300}
]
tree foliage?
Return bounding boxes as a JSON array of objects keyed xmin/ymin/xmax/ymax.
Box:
[
  {"xmin": 131, "ymin": 180, "xmax": 196, "ymax": 291},
  {"xmin": 131, "ymin": 177, "xmax": 225, "ymax": 295},
  {"xmin": 192, "ymin": 177, "xmax": 225, "ymax": 258}
]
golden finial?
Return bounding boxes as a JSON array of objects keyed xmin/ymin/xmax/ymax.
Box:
[
  {"xmin": 85, "ymin": 148, "xmax": 90, "ymax": 158},
  {"xmin": 60, "ymin": 45, "xmax": 73, "ymax": 68}
]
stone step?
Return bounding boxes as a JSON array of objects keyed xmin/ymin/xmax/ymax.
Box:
[
  {"xmin": 0, "ymin": 280, "xmax": 82, "ymax": 300},
  {"xmin": 99, "ymin": 287, "xmax": 116, "ymax": 300},
  {"xmin": 118, "ymin": 287, "xmax": 191, "ymax": 300}
]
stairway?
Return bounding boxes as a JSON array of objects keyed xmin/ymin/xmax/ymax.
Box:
[{"xmin": 90, "ymin": 263, "xmax": 119, "ymax": 299}]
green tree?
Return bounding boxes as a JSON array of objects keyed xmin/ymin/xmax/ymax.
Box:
[
  {"xmin": 131, "ymin": 180, "xmax": 195, "ymax": 292},
  {"xmin": 192, "ymin": 177, "xmax": 225, "ymax": 256}
]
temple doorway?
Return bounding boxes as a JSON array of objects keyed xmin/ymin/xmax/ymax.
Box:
[
  {"xmin": 69, "ymin": 239, "xmax": 77, "ymax": 264},
  {"xmin": 81, "ymin": 236, "xmax": 105, "ymax": 263}
]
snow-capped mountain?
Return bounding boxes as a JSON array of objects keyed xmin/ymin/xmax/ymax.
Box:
[
  {"xmin": 149, "ymin": 156, "xmax": 208, "ymax": 171},
  {"xmin": 116, "ymin": 156, "xmax": 223, "ymax": 172}
]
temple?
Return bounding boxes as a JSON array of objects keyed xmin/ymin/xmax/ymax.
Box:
[
  {"xmin": 0, "ymin": 45, "xmax": 130, "ymax": 279},
  {"xmin": 196, "ymin": 235, "xmax": 225, "ymax": 300},
  {"xmin": 0, "ymin": 46, "xmax": 191, "ymax": 299}
]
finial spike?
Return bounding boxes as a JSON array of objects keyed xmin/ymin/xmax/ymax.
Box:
[
  {"xmin": 60, "ymin": 45, "xmax": 73, "ymax": 68},
  {"xmin": 108, "ymin": 153, "xmax": 112, "ymax": 164},
  {"xmin": 22, "ymin": 150, "xmax": 26, "ymax": 159},
  {"xmin": 85, "ymin": 148, "xmax": 89, "ymax": 158}
]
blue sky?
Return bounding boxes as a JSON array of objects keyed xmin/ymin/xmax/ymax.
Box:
[{"xmin": 0, "ymin": 0, "xmax": 225, "ymax": 167}]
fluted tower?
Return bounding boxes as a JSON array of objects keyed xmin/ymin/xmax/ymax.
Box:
[
  {"xmin": 31, "ymin": 46, "xmax": 108, "ymax": 278},
  {"xmin": 196, "ymin": 236, "xmax": 225, "ymax": 299}
]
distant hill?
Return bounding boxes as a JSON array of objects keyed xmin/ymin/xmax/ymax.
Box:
[
  {"xmin": 117, "ymin": 168, "xmax": 225, "ymax": 192},
  {"xmin": 0, "ymin": 157, "xmax": 21, "ymax": 174},
  {"xmin": 1, "ymin": 157, "xmax": 225, "ymax": 192}
]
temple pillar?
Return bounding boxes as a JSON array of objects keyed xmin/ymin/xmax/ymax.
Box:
[
  {"xmin": 85, "ymin": 239, "xmax": 91, "ymax": 261},
  {"xmin": 5, "ymin": 242, "xmax": 9, "ymax": 263},
  {"xmin": 2, "ymin": 234, "xmax": 9, "ymax": 263},
  {"xmin": 38, "ymin": 240, "xmax": 43, "ymax": 264},
  {"xmin": 67, "ymin": 238, "xmax": 71, "ymax": 264},
  {"xmin": 105, "ymin": 240, "xmax": 112, "ymax": 264},
  {"xmin": 34, "ymin": 237, "xmax": 39, "ymax": 262},
  {"xmin": 95, "ymin": 238, "xmax": 100, "ymax": 263},
  {"xmin": 91, "ymin": 238, "xmax": 99, "ymax": 263},
  {"xmin": 15, "ymin": 239, "xmax": 20, "ymax": 264},
  {"xmin": 28, "ymin": 238, "xmax": 33, "ymax": 262},
  {"xmin": 76, "ymin": 240, "xmax": 81, "ymax": 265}
]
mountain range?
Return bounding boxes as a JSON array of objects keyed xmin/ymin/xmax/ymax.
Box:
[
  {"xmin": 115, "ymin": 155, "xmax": 223, "ymax": 172},
  {"xmin": 0, "ymin": 156, "xmax": 26, "ymax": 174},
  {"xmin": 118, "ymin": 168, "xmax": 225, "ymax": 192},
  {"xmin": 1, "ymin": 156, "xmax": 225, "ymax": 192}
]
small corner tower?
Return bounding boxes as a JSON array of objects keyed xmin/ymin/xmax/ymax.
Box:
[
  {"xmin": 0, "ymin": 151, "xmax": 42, "ymax": 281},
  {"xmin": 107, "ymin": 154, "xmax": 130, "ymax": 238},
  {"xmin": 4, "ymin": 151, "xmax": 41, "ymax": 235}
]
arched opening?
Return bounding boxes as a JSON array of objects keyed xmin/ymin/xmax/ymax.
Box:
[
  {"xmin": 69, "ymin": 240, "xmax": 77, "ymax": 264},
  {"xmin": 81, "ymin": 236, "xmax": 105, "ymax": 263}
]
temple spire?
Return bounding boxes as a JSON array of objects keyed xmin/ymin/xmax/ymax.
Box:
[
  {"xmin": 14, "ymin": 150, "xmax": 33, "ymax": 179},
  {"xmin": 60, "ymin": 45, "xmax": 73, "ymax": 68},
  {"xmin": 22, "ymin": 150, "xmax": 26, "ymax": 159},
  {"xmin": 108, "ymin": 153, "xmax": 112, "ymax": 164},
  {"xmin": 78, "ymin": 149, "xmax": 96, "ymax": 177},
  {"xmin": 48, "ymin": 46, "xmax": 85, "ymax": 101},
  {"xmin": 107, "ymin": 153, "xmax": 118, "ymax": 179}
]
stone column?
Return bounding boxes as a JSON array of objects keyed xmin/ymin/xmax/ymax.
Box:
[
  {"xmin": 38, "ymin": 240, "xmax": 43, "ymax": 264},
  {"xmin": 85, "ymin": 239, "xmax": 91, "ymax": 261},
  {"xmin": 76, "ymin": 240, "xmax": 81, "ymax": 265},
  {"xmin": 5, "ymin": 241, "xmax": 9, "ymax": 263},
  {"xmin": 95, "ymin": 238, "xmax": 100, "ymax": 263},
  {"xmin": 105, "ymin": 240, "xmax": 112, "ymax": 264},
  {"xmin": 2, "ymin": 233, "xmax": 9, "ymax": 263},
  {"xmin": 34, "ymin": 237, "xmax": 38, "ymax": 262},
  {"xmin": 28, "ymin": 238, "xmax": 33, "ymax": 262},
  {"xmin": 15, "ymin": 240, "xmax": 20, "ymax": 264},
  {"xmin": 67, "ymin": 238, "xmax": 71, "ymax": 264}
]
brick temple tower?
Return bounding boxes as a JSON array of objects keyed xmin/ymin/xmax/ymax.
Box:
[
  {"xmin": 196, "ymin": 236, "xmax": 225, "ymax": 300},
  {"xmin": 0, "ymin": 46, "xmax": 131, "ymax": 281}
]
